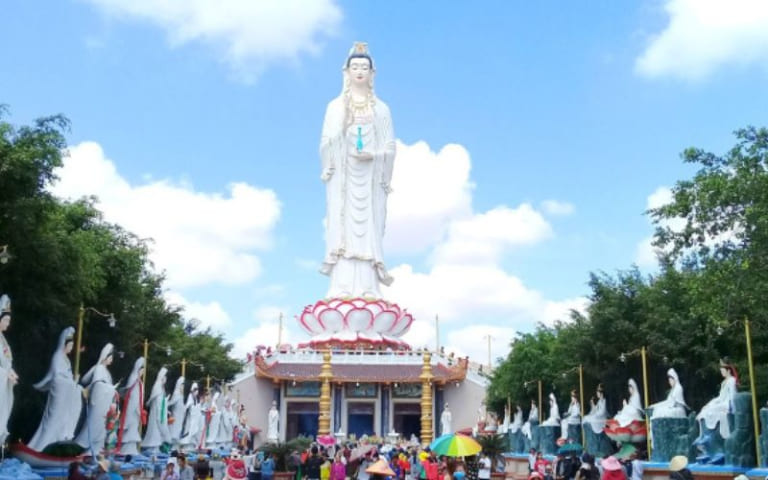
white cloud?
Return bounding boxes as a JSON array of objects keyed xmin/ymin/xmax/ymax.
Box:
[
  {"xmin": 636, "ymin": 0, "xmax": 768, "ymax": 80},
  {"xmin": 541, "ymin": 200, "xmax": 575, "ymax": 216},
  {"xmin": 635, "ymin": 186, "xmax": 678, "ymax": 268},
  {"xmin": 165, "ymin": 291, "xmax": 231, "ymax": 330},
  {"xmin": 385, "ymin": 141, "xmax": 473, "ymax": 255},
  {"xmin": 84, "ymin": 0, "xmax": 343, "ymax": 81},
  {"xmin": 51, "ymin": 141, "xmax": 281, "ymax": 289},
  {"xmin": 445, "ymin": 324, "xmax": 518, "ymax": 367},
  {"xmin": 231, "ymin": 305, "xmax": 292, "ymax": 358}
]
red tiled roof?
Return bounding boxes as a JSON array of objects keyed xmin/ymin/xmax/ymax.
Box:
[{"xmin": 255, "ymin": 361, "xmax": 466, "ymax": 384}]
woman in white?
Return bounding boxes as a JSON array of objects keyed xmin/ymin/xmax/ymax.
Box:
[
  {"xmin": 613, "ymin": 379, "xmax": 644, "ymax": 427},
  {"xmin": 521, "ymin": 400, "xmax": 538, "ymax": 440},
  {"xmin": 206, "ymin": 391, "xmax": 223, "ymax": 448},
  {"xmin": 180, "ymin": 382, "xmax": 201, "ymax": 448},
  {"xmin": 74, "ymin": 343, "xmax": 116, "ymax": 454},
  {"xmin": 319, "ymin": 42, "xmax": 396, "ymax": 299},
  {"xmin": 696, "ymin": 360, "xmax": 738, "ymax": 439},
  {"xmin": 117, "ymin": 357, "xmax": 145, "ymax": 455},
  {"xmin": 560, "ymin": 390, "xmax": 581, "ymax": 440},
  {"xmin": 167, "ymin": 376, "xmax": 185, "ymax": 447},
  {"xmin": 0, "ymin": 295, "xmax": 18, "ymax": 445},
  {"xmin": 541, "ymin": 393, "xmax": 560, "ymax": 426},
  {"xmin": 582, "ymin": 385, "xmax": 608, "ymax": 434},
  {"xmin": 143, "ymin": 366, "xmax": 170, "ymax": 451},
  {"xmin": 28, "ymin": 326, "xmax": 83, "ymax": 450},
  {"xmin": 650, "ymin": 369, "xmax": 687, "ymax": 419}
]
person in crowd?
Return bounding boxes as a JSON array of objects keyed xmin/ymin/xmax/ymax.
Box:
[
  {"xmin": 599, "ymin": 457, "xmax": 625, "ymax": 480},
  {"xmin": 210, "ymin": 453, "xmax": 227, "ymax": 480},
  {"xmin": 668, "ymin": 456, "xmax": 693, "ymax": 480},
  {"xmin": 574, "ymin": 454, "xmax": 598, "ymax": 480},
  {"xmin": 478, "ymin": 453, "xmax": 491, "ymax": 480},
  {"xmin": 305, "ymin": 446, "xmax": 325, "ymax": 480},
  {"xmin": 67, "ymin": 461, "xmax": 88, "ymax": 480},
  {"xmin": 161, "ymin": 460, "xmax": 180, "ymax": 480},
  {"xmin": 332, "ymin": 452, "xmax": 346, "ymax": 480}
]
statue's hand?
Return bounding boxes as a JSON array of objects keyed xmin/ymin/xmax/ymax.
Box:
[
  {"xmin": 321, "ymin": 166, "xmax": 335, "ymax": 182},
  {"xmin": 351, "ymin": 151, "xmax": 374, "ymax": 161},
  {"xmin": 381, "ymin": 182, "xmax": 393, "ymax": 194}
]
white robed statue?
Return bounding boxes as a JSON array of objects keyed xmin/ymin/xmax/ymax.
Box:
[
  {"xmin": 117, "ymin": 357, "xmax": 145, "ymax": 455},
  {"xmin": 650, "ymin": 368, "xmax": 688, "ymax": 419},
  {"xmin": 613, "ymin": 379, "xmax": 644, "ymax": 427},
  {"xmin": 74, "ymin": 343, "xmax": 117, "ymax": 454},
  {"xmin": 180, "ymin": 382, "xmax": 201, "ymax": 448},
  {"xmin": 143, "ymin": 366, "xmax": 170, "ymax": 451},
  {"xmin": 206, "ymin": 391, "xmax": 223, "ymax": 448},
  {"xmin": 696, "ymin": 360, "xmax": 738, "ymax": 439},
  {"xmin": 500, "ymin": 404, "xmax": 511, "ymax": 434},
  {"xmin": 560, "ymin": 390, "xmax": 581, "ymax": 440},
  {"xmin": 28, "ymin": 326, "xmax": 83, "ymax": 450},
  {"xmin": 541, "ymin": 393, "xmax": 560, "ymax": 426},
  {"xmin": 167, "ymin": 376, "xmax": 185, "ymax": 447},
  {"xmin": 216, "ymin": 394, "xmax": 234, "ymax": 446},
  {"xmin": 319, "ymin": 41, "xmax": 396, "ymax": 299},
  {"xmin": 267, "ymin": 400, "xmax": 279, "ymax": 442},
  {"xmin": 521, "ymin": 401, "xmax": 538, "ymax": 440},
  {"xmin": 510, "ymin": 405, "xmax": 524, "ymax": 434},
  {"xmin": 0, "ymin": 295, "xmax": 18, "ymax": 445},
  {"xmin": 582, "ymin": 384, "xmax": 608, "ymax": 434},
  {"xmin": 440, "ymin": 404, "xmax": 452, "ymax": 435}
]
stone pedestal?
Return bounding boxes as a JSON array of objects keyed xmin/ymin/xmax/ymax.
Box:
[
  {"xmin": 563, "ymin": 424, "xmax": 581, "ymax": 444},
  {"xmin": 584, "ymin": 424, "xmax": 612, "ymax": 458},
  {"xmin": 539, "ymin": 425, "xmax": 560, "ymax": 455},
  {"xmin": 725, "ymin": 392, "xmax": 755, "ymax": 468},
  {"xmin": 523, "ymin": 421, "xmax": 540, "ymax": 453},
  {"xmin": 508, "ymin": 430, "xmax": 526, "ymax": 454},
  {"xmin": 759, "ymin": 408, "xmax": 768, "ymax": 467},
  {"xmin": 650, "ymin": 415, "xmax": 696, "ymax": 462}
]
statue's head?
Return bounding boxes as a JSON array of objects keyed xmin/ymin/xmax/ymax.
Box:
[
  {"xmin": 62, "ymin": 327, "xmax": 76, "ymax": 354},
  {"xmin": 0, "ymin": 294, "xmax": 10, "ymax": 332},
  {"xmin": 344, "ymin": 42, "xmax": 375, "ymax": 91}
]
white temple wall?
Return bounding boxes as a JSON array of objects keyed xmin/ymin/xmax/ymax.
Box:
[
  {"xmin": 230, "ymin": 375, "xmax": 275, "ymax": 448},
  {"xmin": 443, "ymin": 379, "xmax": 486, "ymax": 432}
]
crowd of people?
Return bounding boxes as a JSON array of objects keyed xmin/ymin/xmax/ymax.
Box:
[{"xmin": 525, "ymin": 448, "xmax": 643, "ymax": 480}]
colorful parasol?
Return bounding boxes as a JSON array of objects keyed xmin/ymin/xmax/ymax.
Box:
[
  {"xmin": 317, "ymin": 434, "xmax": 336, "ymax": 446},
  {"xmin": 428, "ymin": 433, "xmax": 482, "ymax": 457},
  {"xmin": 366, "ymin": 459, "xmax": 395, "ymax": 476}
]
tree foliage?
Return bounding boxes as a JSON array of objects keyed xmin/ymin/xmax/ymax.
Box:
[
  {"xmin": 0, "ymin": 109, "xmax": 242, "ymax": 442},
  {"xmin": 488, "ymin": 127, "xmax": 768, "ymax": 421}
]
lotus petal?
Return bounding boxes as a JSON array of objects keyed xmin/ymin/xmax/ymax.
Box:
[
  {"xmin": 347, "ymin": 308, "xmax": 373, "ymax": 332},
  {"xmin": 351, "ymin": 298, "xmax": 367, "ymax": 308},
  {"xmin": 299, "ymin": 313, "xmax": 324, "ymax": 335},
  {"xmin": 319, "ymin": 309, "xmax": 344, "ymax": 333},
  {"xmin": 372, "ymin": 311, "xmax": 396, "ymax": 333},
  {"xmin": 365, "ymin": 301, "xmax": 384, "ymax": 317},
  {"xmin": 388, "ymin": 313, "xmax": 413, "ymax": 337}
]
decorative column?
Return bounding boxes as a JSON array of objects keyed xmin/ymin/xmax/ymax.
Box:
[
  {"xmin": 333, "ymin": 384, "xmax": 343, "ymax": 433},
  {"xmin": 420, "ymin": 351, "xmax": 434, "ymax": 445},
  {"xmin": 381, "ymin": 385, "xmax": 390, "ymax": 435},
  {"xmin": 319, "ymin": 350, "xmax": 333, "ymax": 435}
]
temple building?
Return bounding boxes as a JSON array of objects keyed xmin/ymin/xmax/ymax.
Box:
[{"xmin": 230, "ymin": 299, "xmax": 488, "ymax": 445}]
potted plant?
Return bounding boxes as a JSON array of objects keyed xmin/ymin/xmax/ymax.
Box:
[
  {"xmin": 260, "ymin": 436, "xmax": 313, "ymax": 480},
  {"xmin": 477, "ymin": 434, "xmax": 509, "ymax": 479}
]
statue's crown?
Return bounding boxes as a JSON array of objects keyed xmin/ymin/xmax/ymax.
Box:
[
  {"xmin": 0, "ymin": 294, "xmax": 10, "ymax": 313},
  {"xmin": 351, "ymin": 42, "xmax": 369, "ymax": 55}
]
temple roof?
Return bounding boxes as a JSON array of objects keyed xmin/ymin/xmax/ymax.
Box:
[{"xmin": 254, "ymin": 352, "xmax": 468, "ymax": 384}]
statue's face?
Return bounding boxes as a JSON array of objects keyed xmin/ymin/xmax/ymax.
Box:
[
  {"xmin": 0, "ymin": 314, "xmax": 10, "ymax": 332},
  {"xmin": 347, "ymin": 57, "xmax": 372, "ymax": 88},
  {"xmin": 65, "ymin": 340, "xmax": 74, "ymax": 354},
  {"xmin": 668, "ymin": 376, "xmax": 674, "ymax": 387},
  {"xmin": 720, "ymin": 367, "xmax": 728, "ymax": 377},
  {"xmin": 104, "ymin": 353, "xmax": 113, "ymax": 366}
]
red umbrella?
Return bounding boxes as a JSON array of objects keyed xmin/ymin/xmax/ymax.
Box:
[{"xmin": 317, "ymin": 435, "xmax": 336, "ymax": 446}]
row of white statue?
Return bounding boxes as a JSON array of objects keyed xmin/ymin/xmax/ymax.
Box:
[
  {"xmin": 474, "ymin": 363, "xmax": 736, "ymax": 442},
  {"xmin": 0, "ymin": 294, "xmax": 248, "ymax": 456}
]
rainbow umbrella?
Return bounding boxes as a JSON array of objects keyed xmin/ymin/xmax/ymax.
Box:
[{"xmin": 429, "ymin": 433, "xmax": 482, "ymax": 457}]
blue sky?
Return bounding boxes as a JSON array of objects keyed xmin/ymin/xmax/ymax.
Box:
[{"xmin": 3, "ymin": 0, "xmax": 768, "ymax": 363}]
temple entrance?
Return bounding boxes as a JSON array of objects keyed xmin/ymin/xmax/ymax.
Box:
[
  {"xmin": 393, "ymin": 402, "xmax": 421, "ymax": 439},
  {"xmin": 347, "ymin": 401, "xmax": 375, "ymax": 437},
  {"xmin": 286, "ymin": 401, "xmax": 319, "ymax": 439}
]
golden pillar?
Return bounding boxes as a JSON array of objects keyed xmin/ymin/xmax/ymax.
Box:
[
  {"xmin": 420, "ymin": 351, "xmax": 434, "ymax": 445},
  {"xmin": 319, "ymin": 350, "xmax": 333, "ymax": 435}
]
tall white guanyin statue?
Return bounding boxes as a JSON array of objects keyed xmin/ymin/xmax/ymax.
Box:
[
  {"xmin": 319, "ymin": 41, "xmax": 396, "ymax": 299},
  {"xmin": 510, "ymin": 405, "xmax": 524, "ymax": 434},
  {"xmin": 143, "ymin": 366, "xmax": 170, "ymax": 451},
  {"xmin": 206, "ymin": 391, "xmax": 223, "ymax": 448},
  {"xmin": 74, "ymin": 343, "xmax": 117, "ymax": 453},
  {"xmin": 650, "ymin": 368, "xmax": 687, "ymax": 420},
  {"xmin": 440, "ymin": 404, "xmax": 452, "ymax": 435},
  {"xmin": 560, "ymin": 390, "xmax": 581, "ymax": 441},
  {"xmin": 541, "ymin": 393, "xmax": 560, "ymax": 427},
  {"xmin": 697, "ymin": 359, "xmax": 738, "ymax": 438},
  {"xmin": 167, "ymin": 376, "xmax": 185, "ymax": 447},
  {"xmin": 180, "ymin": 382, "xmax": 201, "ymax": 448},
  {"xmin": 613, "ymin": 378, "xmax": 644, "ymax": 427},
  {"xmin": 0, "ymin": 294, "xmax": 18, "ymax": 445},
  {"xmin": 521, "ymin": 400, "xmax": 538, "ymax": 440},
  {"xmin": 117, "ymin": 357, "xmax": 145, "ymax": 455},
  {"xmin": 28, "ymin": 326, "xmax": 83, "ymax": 450},
  {"xmin": 582, "ymin": 384, "xmax": 608, "ymax": 434},
  {"xmin": 267, "ymin": 400, "xmax": 279, "ymax": 442},
  {"xmin": 217, "ymin": 394, "xmax": 234, "ymax": 446}
]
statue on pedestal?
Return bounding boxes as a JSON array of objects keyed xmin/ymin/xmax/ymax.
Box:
[
  {"xmin": 522, "ymin": 399, "xmax": 539, "ymax": 441},
  {"xmin": 697, "ymin": 359, "xmax": 737, "ymax": 439},
  {"xmin": 0, "ymin": 294, "xmax": 18, "ymax": 446},
  {"xmin": 560, "ymin": 390, "xmax": 581, "ymax": 441},
  {"xmin": 206, "ymin": 392, "xmax": 223, "ymax": 448},
  {"xmin": 167, "ymin": 376, "xmax": 185, "ymax": 447},
  {"xmin": 648, "ymin": 369, "xmax": 692, "ymax": 462},
  {"xmin": 319, "ymin": 41, "xmax": 397, "ymax": 299},
  {"xmin": 604, "ymin": 378, "xmax": 646, "ymax": 445},
  {"xmin": 614, "ymin": 379, "xmax": 644, "ymax": 426},
  {"xmin": 142, "ymin": 366, "xmax": 170, "ymax": 451},
  {"xmin": 500, "ymin": 404, "xmax": 511, "ymax": 434},
  {"xmin": 116, "ymin": 357, "xmax": 145, "ymax": 455},
  {"xmin": 28, "ymin": 326, "xmax": 83, "ymax": 451},
  {"xmin": 650, "ymin": 369, "xmax": 688, "ymax": 420},
  {"xmin": 440, "ymin": 404, "xmax": 452, "ymax": 435},
  {"xmin": 511, "ymin": 405, "xmax": 523, "ymax": 433},
  {"xmin": 583, "ymin": 384, "xmax": 611, "ymax": 457},
  {"xmin": 267, "ymin": 400, "xmax": 279, "ymax": 442},
  {"xmin": 74, "ymin": 343, "xmax": 116, "ymax": 454},
  {"xmin": 541, "ymin": 393, "xmax": 560, "ymax": 426},
  {"xmin": 180, "ymin": 382, "xmax": 201, "ymax": 448}
]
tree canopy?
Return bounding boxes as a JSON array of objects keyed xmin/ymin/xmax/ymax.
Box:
[{"xmin": 0, "ymin": 108, "xmax": 242, "ymax": 442}]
